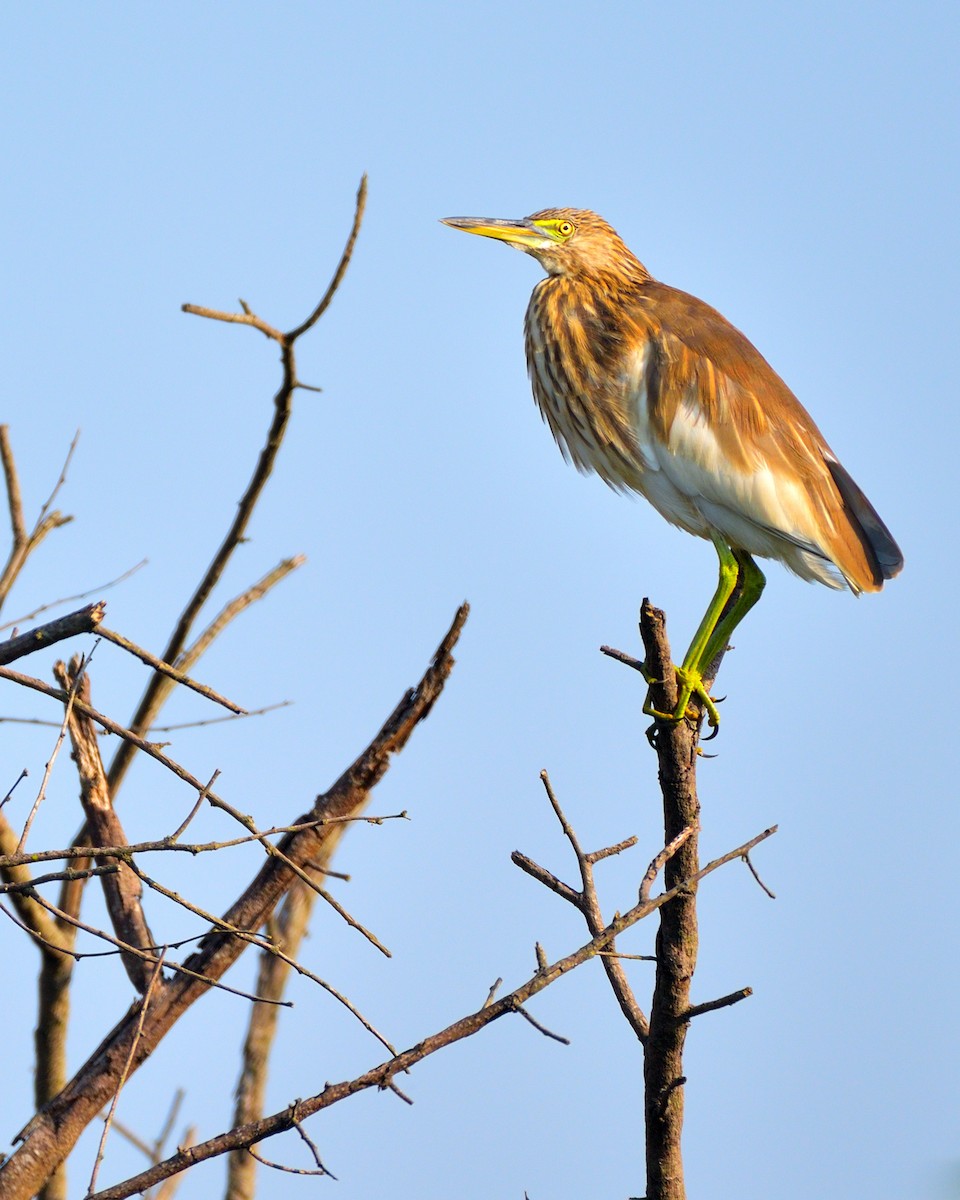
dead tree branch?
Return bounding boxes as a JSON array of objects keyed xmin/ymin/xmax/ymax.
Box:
[
  {"xmin": 0, "ymin": 600, "xmax": 465, "ymax": 1200},
  {"xmin": 0, "ymin": 603, "xmax": 105, "ymax": 666},
  {"xmin": 0, "ymin": 428, "xmax": 76, "ymax": 612},
  {"xmin": 53, "ymin": 658, "xmax": 156, "ymax": 992},
  {"xmin": 105, "ymin": 175, "xmax": 366, "ymax": 799},
  {"xmin": 82, "ymin": 821, "xmax": 775, "ymax": 1200}
]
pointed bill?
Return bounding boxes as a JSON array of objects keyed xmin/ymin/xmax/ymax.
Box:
[{"xmin": 440, "ymin": 216, "xmax": 549, "ymax": 249}]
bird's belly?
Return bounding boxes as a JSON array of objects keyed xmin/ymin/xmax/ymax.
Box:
[{"xmin": 544, "ymin": 394, "xmax": 710, "ymax": 538}]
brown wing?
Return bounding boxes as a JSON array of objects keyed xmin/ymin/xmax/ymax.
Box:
[{"xmin": 639, "ymin": 281, "xmax": 902, "ymax": 591}]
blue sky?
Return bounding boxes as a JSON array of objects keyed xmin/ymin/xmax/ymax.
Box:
[{"xmin": 1, "ymin": 4, "xmax": 957, "ymax": 1198}]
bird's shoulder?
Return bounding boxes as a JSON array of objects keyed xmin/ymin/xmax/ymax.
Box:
[
  {"xmin": 633, "ymin": 280, "xmax": 790, "ymax": 397},
  {"xmin": 627, "ymin": 280, "xmax": 833, "ymax": 479}
]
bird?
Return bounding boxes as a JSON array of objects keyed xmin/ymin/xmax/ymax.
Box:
[{"xmin": 441, "ymin": 208, "xmax": 903, "ymax": 728}]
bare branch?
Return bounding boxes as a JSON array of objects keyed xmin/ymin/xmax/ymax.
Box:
[
  {"xmin": 16, "ymin": 649, "xmax": 92, "ymax": 854},
  {"xmin": 1, "ymin": 603, "xmax": 467, "ymax": 1200},
  {"xmin": 1, "ymin": 425, "xmax": 27, "ymax": 547},
  {"xmin": 82, "ymin": 822, "xmax": 776, "ymax": 1200},
  {"xmin": 107, "ymin": 556, "xmax": 304, "ymax": 797},
  {"xmin": 742, "ymin": 850, "xmax": 776, "ymax": 899},
  {"xmin": 0, "ymin": 559, "xmax": 146, "ymax": 633},
  {"xmin": 87, "ymin": 952, "xmax": 166, "ymax": 1197},
  {"xmin": 510, "ymin": 851, "xmax": 582, "ymax": 906},
  {"xmin": 286, "ymin": 175, "xmax": 367, "ymax": 342},
  {"xmin": 96, "ymin": 626, "xmax": 246, "ymax": 715},
  {"xmin": 599, "ymin": 643, "xmax": 648, "ymax": 674},
  {"xmin": 53, "ymin": 658, "xmax": 156, "ymax": 992},
  {"xmin": 179, "ymin": 305, "xmax": 284, "ymax": 342},
  {"xmin": 515, "ymin": 1005, "xmax": 570, "ymax": 1044},
  {"xmin": 0, "ymin": 429, "xmax": 77, "ymax": 611},
  {"xmin": 315, "ymin": 885, "xmax": 391, "ymax": 956},
  {"xmin": 587, "ymin": 835, "xmax": 639, "ymax": 864},
  {"xmin": 1, "ymin": 864, "xmax": 119, "ymax": 893},
  {"xmin": 0, "ymin": 767, "xmax": 28, "ymax": 810},
  {"xmin": 683, "ymin": 988, "xmax": 753, "ymax": 1021},
  {"xmin": 0, "ymin": 812, "xmax": 407, "ymax": 871},
  {"xmin": 520, "ymin": 769, "xmax": 651, "ymax": 1043},
  {"xmin": 639, "ymin": 825, "xmax": 697, "ymax": 904},
  {"xmin": 0, "ymin": 602, "xmax": 105, "ymax": 667}
]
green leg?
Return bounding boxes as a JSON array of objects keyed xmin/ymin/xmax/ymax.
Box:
[
  {"xmin": 699, "ymin": 549, "xmax": 765, "ymax": 675},
  {"xmin": 644, "ymin": 537, "xmax": 764, "ymax": 730}
]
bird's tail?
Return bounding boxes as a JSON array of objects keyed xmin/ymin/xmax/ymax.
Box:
[{"xmin": 825, "ymin": 457, "xmax": 904, "ymax": 591}]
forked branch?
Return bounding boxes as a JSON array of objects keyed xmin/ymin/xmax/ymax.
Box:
[
  {"xmin": 0, "ymin": 601, "xmax": 465, "ymax": 1200},
  {"xmin": 83, "ymin": 822, "xmax": 775, "ymax": 1200}
]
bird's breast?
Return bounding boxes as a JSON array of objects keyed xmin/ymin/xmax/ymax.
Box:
[{"xmin": 524, "ymin": 288, "xmax": 652, "ymax": 495}]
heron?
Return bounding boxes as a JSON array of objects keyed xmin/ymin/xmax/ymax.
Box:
[{"xmin": 441, "ymin": 208, "xmax": 903, "ymax": 728}]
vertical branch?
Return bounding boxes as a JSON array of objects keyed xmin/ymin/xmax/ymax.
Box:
[
  {"xmin": 227, "ymin": 813, "xmax": 358, "ymax": 1200},
  {"xmin": 639, "ymin": 600, "xmax": 701, "ymax": 1200},
  {"xmin": 225, "ymin": 881, "xmax": 313, "ymax": 1200},
  {"xmin": 54, "ymin": 658, "xmax": 157, "ymax": 992},
  {"xmin": 637, "ymin": 561, "xmax": 746, "ymax": 1200},
  {"xmin": 0, "ymin": 814, "xmax": 78, "ymax": 1200}
]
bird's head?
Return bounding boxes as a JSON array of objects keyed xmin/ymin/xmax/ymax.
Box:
[{"xmin": 441, "ymin": 208, "xmax": 648, "ymax": 283}]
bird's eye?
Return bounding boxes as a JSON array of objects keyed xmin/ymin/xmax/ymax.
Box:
[{"xmin": 557, "ymin": 221, "xmax": 575, "ymax": 238}]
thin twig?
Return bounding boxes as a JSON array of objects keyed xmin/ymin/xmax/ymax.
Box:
[
  {"xmin": 168, "ymin": 771, "xmax": 221, "ymax": 842},
  {"xmin": 483, "ymin": 978, "xmax": 503, "ymax": 1008},
  {"xmin": 246, "ymin": 1146, "xmax": 331, "ymax": 1179},
  {"xmin": 683, "ymin": 988, "xmax": 753, "ymax": 1021},
  {"xmin": 294, "ymin": 1121, "xmax": 336, "ymax": 1178},
  {"xmin": 515, "ymin": 1004, "xmax": 570, "ymax": 1044},
  {"xmin": 0, "ymin": 559, "xmax": 146, "ymax": 633},
  {"xmin": 21, "ymin": 890, "xmax": 292, "ymax": 1006},
  {"xmin": 599, "ymin": 644, "xmax": 648, "ymax": 673},
  {"xmin": 0, "ymin": 429, "xmax": 76, "ymax": 610},
  {"xmin": 1, "ymin": 864, "xmax": 119, "ymax": 894},
  {"xmin": 0, "ymin": 768, "xmax": 28, "ymax": 810},
  {"xmin": 639, "ymin": 824, "xmax": 698, "ymax": 903},
  {"xmin": 316, "ymin": 886, "xmax": 391, "ymax": 957},
  {"xmin": 383, "ymin": 1080, "xmax": 414, "ymax": 1106},
  {"xmin": 131, "ymin": 865, "xmax": 396, "ymax": 1053},
  {"xmin": 16, "ymin": 647, "xmax": 93, "ymax": 853},
  {"xmin": 0, "ymin": 812, "xmax": 406, "ymax": 870},
  {"xmin": 107, "ymin": 557, "xmax": 304, "ymax": 798},
  {"xmin": 150, "ymin": 701, "xmax": 292, "ymax": 733},
  {"xmin": 82, "ymin": 822, "xmax": 777, "ymax": 1200},
  {"xmin": 88, "ymin": 951, "xmax": 167, "ymax": 1196},
  {"xmin": 286, "ymin": 175, "xmax": 368, "ymax": 342},
  {"xmin": 742, "ymin": 850, "xmax": 776, "ymax": 899},
  {"xmin": 97, "ymin": 626, "xmax": 246, "ymax": 714}
]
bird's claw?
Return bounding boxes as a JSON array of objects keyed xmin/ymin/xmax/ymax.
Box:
[{"xmin": 642, "ymin": 665, "xmax": 722, "ymax": 733}]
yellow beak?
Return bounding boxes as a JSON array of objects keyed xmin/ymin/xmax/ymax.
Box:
[{"xmin": 440, "ymin": 216, "xmax": 552, "ymax": 250}]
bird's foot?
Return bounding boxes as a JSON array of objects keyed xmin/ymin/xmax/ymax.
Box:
[{"xmin": 642, "ymin": 666, "xmax": 721, "ymax": 733}]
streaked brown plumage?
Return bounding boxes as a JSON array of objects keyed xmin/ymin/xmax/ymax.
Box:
[{"xmin": 442, "ymin": 207, "xmax": 903, "ymax": 725}]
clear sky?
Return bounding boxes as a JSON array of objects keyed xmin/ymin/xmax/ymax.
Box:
[{"xmin": 1, "ymin": 4, "xmax": 957, "ymax": 1198}]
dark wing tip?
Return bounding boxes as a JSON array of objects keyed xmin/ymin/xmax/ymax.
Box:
[{"xmin": 825, "ymin": 457, "xmax": 904, "ymax": 584}]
